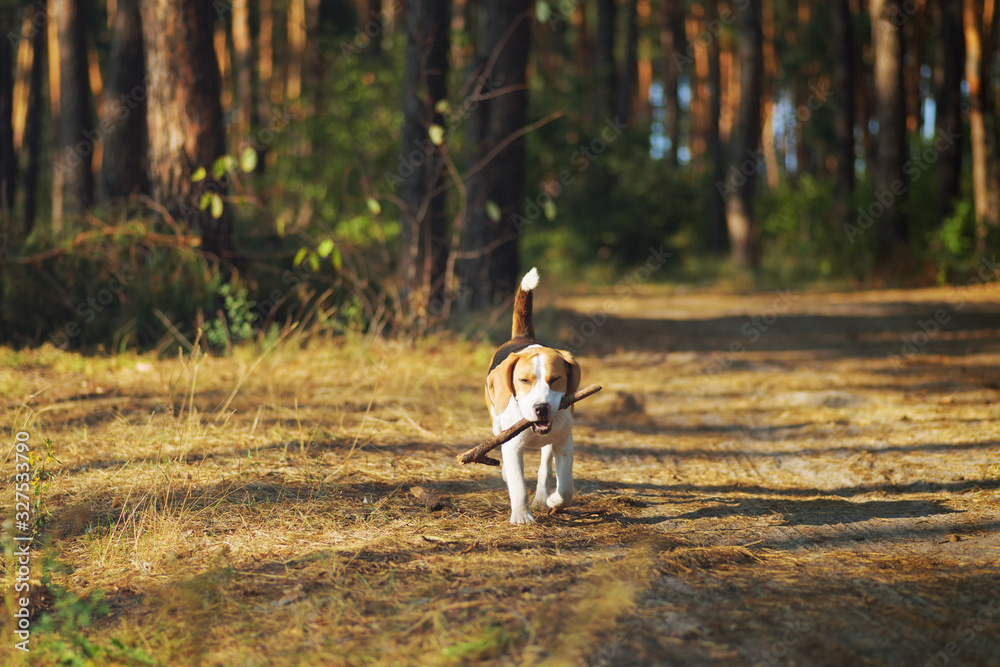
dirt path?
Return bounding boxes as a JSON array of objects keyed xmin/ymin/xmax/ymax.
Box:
[
  {"xmin": 2, "ymin": 284, "xmax": 999, "ymax": 666},
  {"xmin": 555, "ymin": 285, "xmax": 1000, "ymax": 666}
]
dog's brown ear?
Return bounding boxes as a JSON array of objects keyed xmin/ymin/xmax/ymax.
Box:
[
  {"xmin": 487, "ymin": 353, "xmax": 522, "ymax": 415},
  {"xmin": 557, "ymin": 350, "xmax": 581, "ymax": 397}
]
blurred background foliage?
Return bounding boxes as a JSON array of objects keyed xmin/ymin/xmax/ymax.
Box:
[{"xmin": 0, "ymin": 0, "xmax": 996, "ymax": 351}]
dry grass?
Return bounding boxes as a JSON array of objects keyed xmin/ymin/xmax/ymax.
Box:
[{"xmin": 2, "ymin": 284, "xmax": 1000, "ymax": 666}]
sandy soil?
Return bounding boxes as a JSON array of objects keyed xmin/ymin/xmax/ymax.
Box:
[{"xmin": 554, "ymin": 284, "xmax": 1000, "ymax": 666}]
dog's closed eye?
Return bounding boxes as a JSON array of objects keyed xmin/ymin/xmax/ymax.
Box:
[{"xmin": 519, "ymin": 378, "xmax": 531, "ymax": 384}]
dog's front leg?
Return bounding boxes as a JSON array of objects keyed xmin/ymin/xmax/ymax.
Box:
[
  {"xmin": 501, "ymin": 438, "xmax": 534, "ymax": 524},
  {"xmin": 547, "ymin": 435, "xmax": 575, "ymax": 509},
  {"xmin": 534, "ymin": 444, "xmax": 554, "ymax": 508}
]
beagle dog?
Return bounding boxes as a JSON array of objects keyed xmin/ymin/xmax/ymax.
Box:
[{"xmin": 485, "ymin": 268, "xmax": 581, "ymax": 524}]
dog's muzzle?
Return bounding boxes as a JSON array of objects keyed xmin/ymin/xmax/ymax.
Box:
[{"xmin": 532, "ymin": 403, "xmax": 552, "ymax": 434}]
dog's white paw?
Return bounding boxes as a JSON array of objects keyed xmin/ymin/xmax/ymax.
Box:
[
  {"xmin": 546, "ymin": 492, "xmax": 573, "ymax": 509},
  {"xmin": 510, "ymin": 511, "xmax": 535, "ymax": 524}
]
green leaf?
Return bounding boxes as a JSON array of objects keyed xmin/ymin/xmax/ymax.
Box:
[
  {"xmin": 536, "ymin": 1, "xmax": 551, "ymax": 23},
  {"xmin": 317, "ymin": 238, "xmax": 335, "ymax": 258},
  {"xmin": 331, "ymin": 246, "xmax": 343, "ymax": 271},
  {"xmin": 485, "ymin": 200, "xmax": 502, "ymax": 223},
  {"xmin": 428, "ymin": 124, "xmax": 445, "ymax": 146},
  {"xmin": 366, "ymin": 197, "xmax": 382, "ymax": 215},
  {"xmin": 543, "ymin": 199, "xmax": 557, "ymax": 221},
  {"xmin": 191, "ymin": 167, "xmax": 207, "ymax": 182},
  {"xmin": 212, "ymin": 156, "xmax": 229, "ymax": 180},
  {"xmin": 240, "ymin": 147, "xmax": 258, "ymax": 173},
  {"xmin": 307, "ymin": 252, "xmax": 320, "ymax": 272},
  {"xmin": 210, "ymin": 194, "xmax": 224, "ymax": 219},
  {"xmin": 293, "ymin": 247, "xmax": 308, "ymax": 267},
  {"xmin": 275, "ymin": 215, "xmax": 286, "ymax": 237},
  {"xmin": 198, "ymin": 193, "xmax": 212, "ymax": 211},
  {"xmin": 434, "ymin": 99, "xmax": 451, "ymax": 114}
]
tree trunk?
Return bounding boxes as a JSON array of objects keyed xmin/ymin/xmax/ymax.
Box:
[
  {"xmin": 398, "ymin": 0, "xmax": 450, "ymax": 323},
  {"xmin": 286, "ymin": 0, "xmax": 305, "ymax": 102},
  {"xmin": 22, "ymin": 3, "xmax": 46, "ymax": 235},
  {"xmin": 936, "ymin": 0, "xmax": 964, "ymax": 225},
  {"xmin": 855, "ymin": 8, "xmax": 874, "ymax": 168},
  {"xmin": 986, "ymin": 2, "xmax": 999, "ymax": 230},
  {"xmin": 830, "ymin": 0, "xmax": 855, "ymax": 222},
  {"xmin": 660, "ymin": 0, "xmax": 685, "ymax": 166},
  {"xmin": 721, "ymin": 47, "xmax": 738, "ymax": 142},
  {"xmin": 616, "ymin": 0, "xmax": 638, "ymax": 124},
  {"xmin": 231, "ymin": 0, "xmax": 254, "ymax": 147},
  {"xmin": 368, "ymin": 0, "xmax": 384, "ymax": 53},
  {"xmin": 793, "ymin": 0, "xmax": 811, "ymax": 178},
  {"xmin": 964, "ymin": 0, "xmax": 997, "ymax": 251},
  {"xmin": 871, "ymin": 0, "xmax": 908, "ymax": 256},
  {"xmin": 759, "ymin": 0, "xmax": 778, "ymax": 189},
  {"xmin": 904, "ymin": 0, "xmax": 926, "ymax": 134},
  {"xmin": 140, "ymin": 0, "xmax": 232, "ymax": 266},
  {"xmin": 459, "ymin": 0, "xmax": 530, "ymax": 309},
  {"xmin": 257, "ymin": 0, "xmax": 273, "ymax": 171},
  {"xmin": 686, "ymin": 7, "xmax": 708, "ymax": 163},
  {"xmin": 51, "ymin": 0, "xmax": 95, "ymax": 229},
  {"xmin": 724, "ymin": 0, "xmax": 762, "ymax": 271},
  {"xmin": 0, "ymin": 9, "xmax": 16, "ymax": 221},
  {"xmin": 305, "ymin": 0, "xmax": 322, "ymax": 113},
  {"xmin": 98, "ymin": 0, "xmax": 149, "ymax": 202},
  {"xmin": 595, "ymin": 0, "xmax": 616, "ymax": 118},
  {"xmin": 574, "ymin": 0, "xmax": 591, "ymax": 78},
  {"xmin": 706, "ymin": 0, "xmax": 726, "ymax": 252}
]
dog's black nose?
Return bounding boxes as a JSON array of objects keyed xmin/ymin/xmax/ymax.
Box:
[{"xmin": 533, "ymin": 403, "xmax": 550, "ymax": 419}]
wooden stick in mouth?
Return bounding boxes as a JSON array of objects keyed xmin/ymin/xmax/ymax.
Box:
[{"xmin": 456, "ymin": 384, "xmax": 603, "ymax": 466}]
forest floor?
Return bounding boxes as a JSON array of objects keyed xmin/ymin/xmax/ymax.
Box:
[{"xmin": 2, "ymin": 280, "xmax": 1000, "ymax": 666}]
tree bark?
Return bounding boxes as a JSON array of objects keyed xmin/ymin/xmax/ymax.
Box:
[
  {"xmin": 305, "ymin": 0, "xmax": 323, "ymax": 113},
  {"xmin": 51, "ymin": 0, "xmax": 95, "ymax": 229},
  {"xmin": 368, "ymin": 0, "xmax": 384, "ymax": 53},
  {"xmin": 793, "ymin": 0, "xmax": 811, "ymax": 178},
  {"xmin": 594, "ymin": 0, "xmax": 616, "ymax": 118},
  {"xmin": 574, "ymin": 0, "xmax": 591, "ymax": 78},
  {"xmin": 459, "ymin": 0, "xmax": 530, "ymax": 309},
  {"xmin": 855, "ymin": 5, "xmax": 874, "ymax": 168},
  {"xmin": 660, "ymin": 0, "xmax": 685, "ymax": 166},
  {"xmin": 98, "ymin": 0, "xmax": 149, "ymax": 202},
  {"xmin": 22, "ymin": 3, "xmax": 46, "ymax": 234},
  {"xmin": 706, "ymin": 0, "xmax": 726, "ymax": 253},
  {"xmin": 398, "ymin": 0, "xmax": 450, "ymax": 323},
  {"xmin": 870, "ymin": 0, "xmax": 908, "ymax": 256},
  {"xmin": 936, "ymin": 0, "xmax": 964, "ymax": 225},
  {"xmin": 616, "ymin": 0, "xmax": 638, "ymax": 124},
  {"xmin": 686, "ymin": 7, "xmax": 708, "ymax": 163},
  {"xmin": 140, "ymin": 0, "xmax": 232, "ymax": 266},
  {"xmin": 724, "ymin": 0, "xmax": 762, "ymax": 271},
  {"xmin": 964, "ymin": 0, "xmax": 997, "ymax": 251},
  {"xmin": 286, "ymin": 0, "xmax": 305, "ymax": 102},
  {"xmin": 231, "ymin": 0, "xmax": 254, "ymax": 147},
  {"xmin": 256, "ymin": 0, "xmax": 273, "ymax": 171},
  {"xmin": 830, "ymin": 0, "xmax": 855, "ymax": 222},
  {"xmin": 759, "ymin": 0, "xmax": 778, "ymax": 189},
  {"xmin": 0, "ymin": 8, "xmax": 16, "ymax": 221},
  {"xmin": 904, "ymin": 0, "xmax": 926, "ymax": 134}
]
